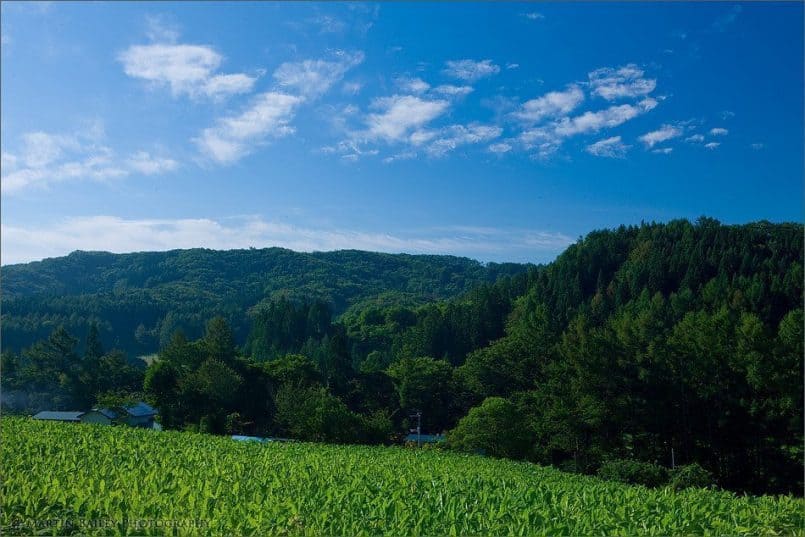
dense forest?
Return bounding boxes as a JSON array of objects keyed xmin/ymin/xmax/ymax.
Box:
[
  {"xmin": 1, "ymin": 248, "xmax": 528, "ymax": 355},
  {"xmin": 2, "ymin": 218, "xmax": 802, "ymax": 495}
]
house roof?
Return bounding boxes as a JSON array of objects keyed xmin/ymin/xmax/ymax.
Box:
[
  {"xmin": 231, "ymin": 435, "xmax": 265, "ymax": 442},
  {"xmin": 33, "ymin": 411, "xmax": 84, "ymax": 421},
  {"xmin": 404, "ymin": 434, "xmax": 445, "ymax": 443},
  {"xmin": 89, "ymin": 408, "xmax": 118, "ymax": 419},
  {"xmin": 123, "ymin": 402, "xmax": 156, "ymax": 417}
]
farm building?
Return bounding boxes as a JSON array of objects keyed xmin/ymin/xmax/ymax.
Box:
[
  {"xmin": 80, "ymin": 408, "xmax": 118, "ymax": 425},
  {"xmin": 32, "ymin": 411, "xmax": 85, "ymax": 422},
  {"xmin": 32, "ymin": 402, "xmax": 158, "ymax": 429}
]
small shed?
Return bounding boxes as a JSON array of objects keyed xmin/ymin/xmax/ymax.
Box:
[
  {"xmin": 80, "ymin": 408, "xmax": 118, "ymax": 425},
  {"xmin": 121, "ymin": 402, "xmax": 157, "ymax": 428},
  {"xmin": 33, "ymin": 411, "xmax": 85, "ymax": 422}
]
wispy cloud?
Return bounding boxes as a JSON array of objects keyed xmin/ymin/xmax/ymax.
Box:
[
  {"xmin": 488, "ymin": 142, "xmax": 512, "ymax": 154},
  {"xmin": 751, "ymin": 142, "xmax": 765, "ymax": 150},
  {"xmin": 1, "ymin": 125, "xmax": 178, "ymax": 194},
  {"xmin": 195, "ymin": 92, "xmax": 303, "ymax": 164},
  {"xmin": 432, "ymin": 84, "xmax": 473, "ymax": 97},
  {"xmin": 514, "ymin": 85, "xmax": 584, "ymax": 123},
  {"xmin": 588, "ymin": 64, "xmax": 656, "ymax": 101},
  {"xmin": 1, "ymin": 216, "xmax": 574, "ymax": 265},
  {"xmin": 704, "ymin": 142, "xmax": 720, "ymax": 150},
  {"xmin": 418, "ymin": 124, "xmax": 502, "ymax": 157},
  {"xmin": 639, "ymin": 124, "xmax": 682, "ymax": 148},
  {"xmin": 118, "ymin": 43, "xmax": 257, "ymax": 100},
  {"xmin": 521, "ymin": 12, "xmax": 544, "ymax": 21},
  {"xmin": 519, "ymin": 98, "xmax": 658, "ymax": 159},
  {"xmin": 363, "ymin": 95, "xmax": 449, "ymax": 143},
  {"xmin": 685, "ymin": 134, "xmax": 705, "ymax": 143},
  {"xmin": 712, "ymin": 5, "xmax": 742, "ymax": 32},
  {"xmin": 273, "ymin": 50, "xmax": 364, "ymax": 98},
  {"xmin": 709, "ymin": 127, "xmax": 728, "ymax": 136},
  {"xmin": 396, "ymin": 76, "xmax": 430, "ymax": 94},
  {"xmin": 586, "ymin": 136, "xmax": 630, "ymax": 158},
  {"xmin": 443, "ymin": 59, "xmax": 500, "ymax": 82},
  {"xmin": 651, "ymin": 147, "xmax": 673, "ymax": 155}
]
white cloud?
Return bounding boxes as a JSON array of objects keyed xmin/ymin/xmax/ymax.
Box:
[
  {"xmin": 118, "ymin": 43, "xmax": 257, "ymax": 99},
  {"xmin": 588, "ymin": 64, "xmax": 656, "ymax": 101},
  {"xmin": 443, "ymin": 59, "xmax": 500, "ymax": 82},
  {"xmin": 720, "ymin": 110, "xmax": 735, "ymax": 120},
  {"xmin": 202, "ymin": 73, "xmax": 257, "ymax": 99},
  {"xmin": 709, "ymin": 127, "xmax": 729, "ymax": 136},
  {"xmin": 522, "ymin": 12, "xmax": 544, "ymax": 20},
  {"xmin": 307, "ymin": 14, "xmax": 346, "ymax": 34},
  {"xmin": 195, "ymin": 92, "xmax": 303, "ymax": 163},
  {"xmin": 422, "ymin": 124, "xmax": 502, "ymax": 157},
  {"xmin": 342, "ymin": 81, "xmax": 363, "ymax": 95},
  {"xmin": 125, "ymin": 151, "xmax": 179, "ymax": 175},
  {"xmin": 506, "ymin": 63, "xmax": 519, "ymax": 70},
  {"xmin": 554, "ymin": 97, "xmax": 658, "ymax": 138},
  {"xmin": 145, "ymin": 15, "xmax": 180, "ymax": 43},
  {"xmin": 704, "ymin": 142, "xmax": 720, "ymax": 150},
  {"xmin": 1, "ymin": 216, "xmax": 574, "ymax": 265},
  {"xmin": 685, "ymin": 134, "xmax": 705, "ymax": 143},
  {"xmin": 488, "ymin": 142, "xmax": 512, "ymax": 154},
  {"xmin": 396, "ymin": 77, "xmax": 430, "ymax": 94},
  {"xmin": 651, "ymin": 147, "xmax": 673, "ymax": 155},
  {"xmin": 432, "ymin": 84, "xmax": 473, "ymax": 97},
  {"xmin": 2, "ymin": 127, "xmax": 178, "ymax": 194},
  {"xmin": 514, "ymin": 85, "xmax": 584, "ymax": 123},
  {"xmin": 586, "ymin": 136, "xmax": 630, "ymax": 158},
  {"xmin": 273, "ymin": 51, "xmax": 364, "ymax": 98},
  {"xmin": 639, "ymin": 124, "xmax": 682, "ymax": 148},
  {"xmin": 364, "ymin": 95, "xmax": 449, "ymax": 142}
]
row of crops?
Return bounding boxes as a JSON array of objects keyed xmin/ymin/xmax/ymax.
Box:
[{"xmin": 3, "ymin": 417, "xmax": 803, "ymax": 536}]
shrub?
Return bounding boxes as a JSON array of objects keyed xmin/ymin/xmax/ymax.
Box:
[
  {"xmin": 670, "ymin": 463, "xmax": 716, "ymax": 490},
  {"xmin": 447, "ymin": 397, "xmax": 531, "ymax": 459},
  {"xmin": 597, "ymin": 459, "xmax": 670, "ymax": 488}
]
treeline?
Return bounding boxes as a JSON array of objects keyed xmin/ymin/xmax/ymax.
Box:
[
  {"xmin": 1, "ymin": 248, "xmax": 528, "ymax": 356},
  {"xmin": 2, "ymin": 218, "xmax": 801, "ymax": 495}
]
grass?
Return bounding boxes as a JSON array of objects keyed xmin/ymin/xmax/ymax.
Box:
[{"xmin": 2, "ymin": 417, "xmax": 803, "ymax": 536}]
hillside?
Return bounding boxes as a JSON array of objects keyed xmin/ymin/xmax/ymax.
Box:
[
  {"xmin": 4, "ymin": 418, "xmax": 803, "ymax": 536},
  {"xmin": 2, "ymin": 218, "xmax": 802, "ymax": 495},
  {"xmin": 0, "ymin": 248, "xmax": 530, "ymax": 355}
]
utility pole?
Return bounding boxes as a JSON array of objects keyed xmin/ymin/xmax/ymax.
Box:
[{"xmin": 410, "ymin": 411, "xmax": 422, "ymax": 447}]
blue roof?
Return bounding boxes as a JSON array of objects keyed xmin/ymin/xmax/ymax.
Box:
[
  {"xmin": 404, "ymin": 434, "xmax": 445, "ymax": 443},
  {"xmin": 232, "ymin": 435, "xmax": 265, "ymax": 442},
  {"xmin": 123, "ymin": 402, "xmax": 156, "ymax": 417},
  {"xmin": 33, "ymin": 411, "xmax": 84, "ymax": 421}
]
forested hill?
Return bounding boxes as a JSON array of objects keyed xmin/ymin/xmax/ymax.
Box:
[
  {"xmin": 3, "ymin": 218, "xmax": 803, "ymax": 493},
  {"xmin": 1, "ymin": 248, "xmax": 530, "ymax": 355}
]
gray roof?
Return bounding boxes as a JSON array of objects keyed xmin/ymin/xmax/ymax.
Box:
[
  {"xmin": 33, "ymin": 411, "xmax": 84, "ymax": 421},
  {"xmin": 123, "ymin": 402, "xmax": 156, "ymax": 417},
  {"xmin": 90, "ymin": 408, "xmax": 118, "ymax": 419}
]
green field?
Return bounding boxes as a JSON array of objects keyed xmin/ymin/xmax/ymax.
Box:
[{"xmin": 3, "ymin": 418, "xmax": 803, "ymax": 536}]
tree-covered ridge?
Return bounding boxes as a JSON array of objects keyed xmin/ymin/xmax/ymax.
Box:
[
  {"xmin": 2, "ymin": 218, "xmax": 802, "ymax": 495},
  {"xmin": 1, "ymin": 248, "xmax": 530, "ymax": 355}
]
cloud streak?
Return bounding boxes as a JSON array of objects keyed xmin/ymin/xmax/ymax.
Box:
[{"xmin": 1, "ymin": 216, "xmax": 574, "ymax": 265}]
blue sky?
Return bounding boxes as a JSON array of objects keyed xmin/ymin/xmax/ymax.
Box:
[{"xmin": 1, "ymin": 2, "xmax": 802, "ymax": 265}]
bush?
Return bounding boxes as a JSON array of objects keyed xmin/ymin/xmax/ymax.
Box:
[
  {"xmin": 670, "ymin": 463, "xmax": 715, "ymax": 490},
  {"xmin": 597, "ymin": 459, "xmax": 670, "ymax": 488},
  {"xmin": 447, "ymin": 397, "xmax": 531, "ymax": 459}
]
